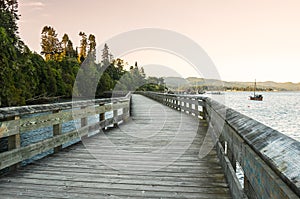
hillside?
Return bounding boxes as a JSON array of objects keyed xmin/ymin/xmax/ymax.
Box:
[{"xmin": 164, "ymin": 77, "xmax": 300, "ymax": 91}]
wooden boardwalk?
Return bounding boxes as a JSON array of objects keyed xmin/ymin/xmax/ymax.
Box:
[{"xmin": 0, "ymin": 94, "xmax": 231, "ymax": 198}]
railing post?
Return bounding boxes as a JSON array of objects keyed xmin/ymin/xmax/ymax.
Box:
[
  {"xmin": 7, "ymin": 116, "xmax": 21, "ymax": 171},
  {"xmin": 99, "ymin": 102, "xmax": 105, "ymax": 130},
  {"xmin": 172, "ymin": 98, "xmax": 175, "ymax": 109},
  {"xmin": 122, "ymin": 101, "xmax": 130, "ymax": 122},
  {"xmin": 182, "ymin": 98, "xmax": 186, "ymax": 113},
  {"xmin": 193, "ymin": 98, "xmax": 197, "ymax": 116},
  {"xmin": 200, "ymin": 101, "xmax": 207, "ymax": 120},
  {"xmin": 113, "ymin": 102, "xmax": 118, "ymax": 127},
  {"xmin": 227, "ymin": 143, "xmax": 236, "ymax": 171},
  {"xmin": 81, "ymin": 106, "xmax": 88, "ymax": 138},
  {"xmin": 178, "ymin": 98, "xmax": 181, "ymax": 111},
  {"xmin": 53, "ymin": 110, "xmax": 62, "ymax": 153},
  {"xmin": 174, "ymin": 98, "xmax": 178, "ymax": 110}
]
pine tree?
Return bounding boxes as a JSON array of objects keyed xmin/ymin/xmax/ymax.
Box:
[
  {"xmin": 41, "ymin": 26, "xmax": 61, "ymax": 61},
  {"xmin": 61, "ymin": 33, "xmax": 69, "ymax": 56},
  {"xmin": 78, "ymin": 31, "xmax": 87, "ymax": 62},
  {"xmin": 102, "ymin": 43, "xmax": 110, "ymax": 64},
  {"xmin": 66, "ymin": 40, "xmax": 75, "ymax": 58},
  {"xmin": 88, "ymin": 34, "xmax": 96, "ymax": 61}
]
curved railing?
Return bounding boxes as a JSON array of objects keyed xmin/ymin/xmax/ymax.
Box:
[
  {"xmin": 139, "ymin": 91, "xmax": 300, "ymax": 199},
  {"xmin": 0, "ymin": 94, "xmax": 131, "ymax": 172}
]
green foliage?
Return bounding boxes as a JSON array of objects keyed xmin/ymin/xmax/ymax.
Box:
[
  {"xmin": 0, "ymin": 0, "xmax": 164, "ymax": 107},
  {"xmin": 41, "ymin": 26, "xmax": 62, "ymax": 61}
]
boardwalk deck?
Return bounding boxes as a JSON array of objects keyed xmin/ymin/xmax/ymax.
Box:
[{"xmin": 0, "ymin": 94, "xmax": 232, "ymax": 198}]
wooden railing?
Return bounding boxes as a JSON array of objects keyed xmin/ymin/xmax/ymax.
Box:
[
  {"xmin": 0, "ymin": 94, "xmax": 131, "ymax": 172},
  {"xmin": 139, "ymin": 91, "xmax": 300, "ymax": 199}
]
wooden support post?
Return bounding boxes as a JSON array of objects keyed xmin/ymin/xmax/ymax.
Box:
[
  {"xmin": 53, "ymin": 110, "xmax": 62, "ymax": 153},
  {"xmin": 189, "ymin": 99, "xmax": 193, "ymax": 115},
  {"xmin": 195, "ymin": 103, "xmax": 199, "ymax": 118},
  {"xmin": 81, "ymin": 106, "xmax": 88, "ymax": 138},
  {"xmin": 202, "ymin": 106, "xmax": 207, "ymax": 120},
  {"xmin": 123, "ymin": 106, "xmax": 129, "ymax": 122},
  {"xmin": 99, "ymin": 103, "xmax": 105, "ymax": 130},
  {"xmin": 172, "ymin": 98, "xmax": 175, "ymax": 109},
  {"xmin": 113, "ymin": 103, "xmax": 118, "ymax": 128},
  {"xmin": 227, "ymin": 147, "xmax": 236, "ymax": 171},
  {"xmin": 7, "ymin": 116, "xmax": 21, "ymax": 171}
]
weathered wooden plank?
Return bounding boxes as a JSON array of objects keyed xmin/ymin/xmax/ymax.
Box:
[
  {"xmin": 0, "ymin": 94, "xmax": 130, "ymax": 119},
  {"xmin": 0, "ymin": 113, "xmax": 127, "ymax": 170},
  {"xmin": 0, "ymin": 101, "xmax": 129, "ymax": 138},
  {"xmin": 215, "ymin": 140, "xmax": 247, "ymax": 199},
  {"xmin": 0, "ymin": 125, "xmax": 87, "ymax": 170},
  {"xmin": 204, "ymin": 97, "xmax": 300, "ymax": 198},
  {"xmin": 0, "ymin": 185, "xmax": 231, "ymax": 199},
  {"xmin": 0, "ymin": 94, "xmax": 231, "ymax": 198},
  {"xmin": 143, "ymin": 92, "xmax": 300, "ymax": 198},
  {"xmin": 241, "ymin": 144, "xmax": 298, "ymax": 199}
]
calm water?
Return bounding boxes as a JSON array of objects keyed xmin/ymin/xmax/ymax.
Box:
[{"xmin": 204, "ymin": 91, "xmax": 300, "ymax": 142}]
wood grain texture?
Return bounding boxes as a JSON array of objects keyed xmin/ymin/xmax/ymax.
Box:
[
  {"xmin": 139, "ymin": 92, "xmax": 300, "ymax": 198},
  {"xmin": 204, "ymin": 97, "xmax": 300, "ymax": 197},
  {"xmin": 0, "ymin": 94, "xmax": 231, "ymax": 199}
]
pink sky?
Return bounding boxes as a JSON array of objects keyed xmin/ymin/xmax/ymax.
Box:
[{"xmin": 18, "ymin": 0, "xmax": 300, "ymax": 83}]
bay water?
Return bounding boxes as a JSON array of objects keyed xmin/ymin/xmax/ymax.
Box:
[{"xmin": 203, "ymin": 91, "xmax": 300, "ymax": 142}]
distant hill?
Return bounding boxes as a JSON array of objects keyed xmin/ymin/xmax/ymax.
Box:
[{"xmin": 164, "ymin": 77, "xmax": 300, "ymax": 91}]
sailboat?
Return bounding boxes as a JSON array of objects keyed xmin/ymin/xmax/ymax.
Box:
[{"xmin": 249, "ymin": 79, "xmax": 263, "ymax": 101}]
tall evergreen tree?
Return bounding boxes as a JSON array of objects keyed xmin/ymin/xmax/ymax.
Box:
[
  {"xmin": 88, "ymin": 34, "xmax": 96, "ymax": 61},
  {"xmin": 78, "ymin": 31, "xmax": 87, "ymax": 62},
  {"xmin": 66, "ymin": 39, "xmax": 76, "ymax": 58},
  {"xmin": 101, "ymin": 43, "xmax": 110, "ymax": 64},
  {"xmin": 41, "ymin": 26, "xmax": 62, "ymax": 61},
  {"xmin": 61, "ymin": 33, "xmax": 69, "ymax": 55}
]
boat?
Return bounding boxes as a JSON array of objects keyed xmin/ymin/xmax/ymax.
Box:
[
  {"xmin": 249, "ymin": 80, "xmax": 263, "ymax": 101},
  {"xmin": 198, "ymin": 90, "xmax": 206, "ymax": 94}
]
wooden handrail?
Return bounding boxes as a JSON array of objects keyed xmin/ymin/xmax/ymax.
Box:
[
  {"xmin": 0, "ymin": 94, "xmax": 131, "ymax": 171},
  {"xmin": 138, "ymin": 91, "xmax": 300, "ymax": 199}
]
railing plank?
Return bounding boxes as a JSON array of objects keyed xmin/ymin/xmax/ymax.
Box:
[
  {"xmin": 0, "ymin": 95, "xmax": 131, "ymax": 171},
  {"xmin": 0, "ymin": 101, "xmax": 129, "ymax": 138}
]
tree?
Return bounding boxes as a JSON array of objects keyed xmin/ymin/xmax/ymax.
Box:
[
  {"xmin": 78, "ymin": 31, "xmax": 87, "ymax": 62},
  {"xmin": 88, "ymin": 34, "xmax": 96, "ymax": 52},
  {"xmin": 88, "ymin": 34, "xmax": 96, "ymax": 61},
  {"xmin": 41, "ymin": 26, "xmax": 62, "ymax": 61},
  {"xmin": 0, "ymin": 27, "xmax": 19, "ymax": 106},
  {"xmin": 0, "ymin": 0, "xmax": 20, "ymax": 47},
  {"xmin": 96, "ymin": 72, "xmax": 113, "ymax": 96},
  {"xmin": 61, "ymin": 33, "xmax": 69, "ymax": 55},
  {"xmin": 101, "ymin": 43, "xmax": 110, "ymax": 64},
  {"xmin": 66, "ymin": 39, "xmax": 76, "ymax": 58},
  {"xmin": 140, "ymin": 67, "xmax": 146, "ymax": 78}
]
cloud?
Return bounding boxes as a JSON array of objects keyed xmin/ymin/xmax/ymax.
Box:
[{"xmin": 22, "ymin": 1, "xmax": 45, "ymax": 7}]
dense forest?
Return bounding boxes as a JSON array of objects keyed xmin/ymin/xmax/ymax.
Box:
[{"xmin": 0, "ymin": 0, "xmax": 164, "ymax": 107}]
